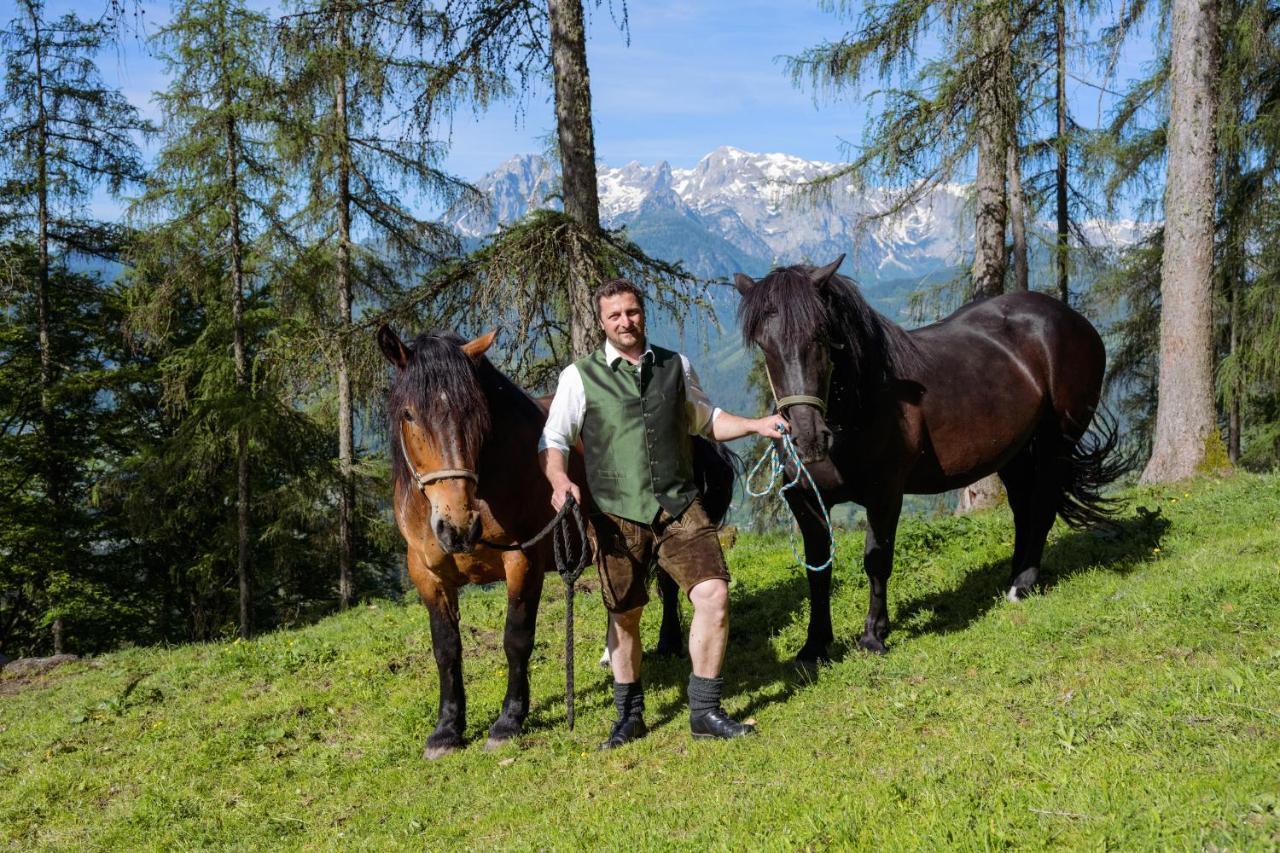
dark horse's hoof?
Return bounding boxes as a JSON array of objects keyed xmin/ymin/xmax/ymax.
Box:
[
  {"xmin": 794, "ymin": 643, "xmax": 832, "ymax": 665},
  {"xmin": 485, "ymin": 720, "xmax": 523, "ymax": 751},
  {"xmin": 856, "ymin": 635, "xmax": 888, "ymax": 654},
  {"xmin": 423, "ymin": 732, "xmax": 464, "ymax": 760},
  {"xmin": 653, "ymin": 638, "xmax": 684, "ymax": 658}
]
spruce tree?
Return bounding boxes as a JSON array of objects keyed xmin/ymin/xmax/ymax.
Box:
[{"xmin": 0, "ymin": 0, "xmax": 149, "ymax": 652}]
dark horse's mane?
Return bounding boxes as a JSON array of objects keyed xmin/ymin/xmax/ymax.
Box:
[
  {"xmin": 388, "ymin": 331, "xmax": 540, "ymax": 490},
  {"xmin": 738, "ymin": 264, "xmax": 922, "ymax": 414}
]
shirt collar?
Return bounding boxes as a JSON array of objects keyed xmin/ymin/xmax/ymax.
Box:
[{"xmin": 604, "ymin": 338, "xmax": 653, "ymax": 369}]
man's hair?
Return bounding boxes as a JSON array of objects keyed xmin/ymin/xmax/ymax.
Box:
[{"xmin": 593, "ymin": 278, "xmax": 645, "ymax": 317}]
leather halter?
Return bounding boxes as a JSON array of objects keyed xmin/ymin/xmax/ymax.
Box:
[
  {"xmin": 765, "ymin": 359, "xmax": 832, "ymax": 416},
  {"xmin": 399, "ymin": 420, "xmax": 478, "ymax": 491}
]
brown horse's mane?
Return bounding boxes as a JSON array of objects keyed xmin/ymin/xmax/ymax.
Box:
[
  {"xmin": 388, "ymin": 331, "xmax": 543, "ymax": 491},
  {"xmin": 737, "ymin": 265, "xmax": 922, "ymax": 413}
]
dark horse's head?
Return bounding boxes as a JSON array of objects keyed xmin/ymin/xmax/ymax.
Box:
[
  {"xmin": 736, "ymin": 254, "xmax": 910, "ymax": 487},
  {"xmin": 379, "ymin": 325, "xmax": 496, "ymax": 554}
]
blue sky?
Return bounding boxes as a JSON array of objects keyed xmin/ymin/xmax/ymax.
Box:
[{"xmin": 46, "ymin": 0, "xmax": 1160, "ymax": 212}]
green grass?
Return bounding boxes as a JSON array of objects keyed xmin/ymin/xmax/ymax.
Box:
[{"xmin": 3, "ymin": 474, "xmax": 1279, "ymax": 849}]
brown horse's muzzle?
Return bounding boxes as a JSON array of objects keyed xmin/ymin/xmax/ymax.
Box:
[{"xmin": 427, "ymin": 482, "xmax": 483, "ymax": 554}]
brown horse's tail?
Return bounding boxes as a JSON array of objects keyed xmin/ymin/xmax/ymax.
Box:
[
  {"xmin": 1057, "ymin": 407, "xmax": 1136, "ymax": 529},
  {"xmin": 692, "ymin": 436, "xmax": 742, "ymax": 526}
]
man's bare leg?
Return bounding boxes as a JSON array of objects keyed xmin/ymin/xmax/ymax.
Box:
[
  {"xmin": 687, "ymin": 578, "xmax": 728, "ymax": 678},
  {"xmin": 600, "ymin": 605, "xmax": 648, "ymax": 749}
]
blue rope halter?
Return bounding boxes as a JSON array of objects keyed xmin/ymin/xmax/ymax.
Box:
[{"xmin": 745, "ymin": 430, "xmax": 836, "ymax": 572}]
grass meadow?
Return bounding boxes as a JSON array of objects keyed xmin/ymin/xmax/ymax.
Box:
[{"xmin": 2, "ymin": 473, "xmax": 1279, "ymax": 849}]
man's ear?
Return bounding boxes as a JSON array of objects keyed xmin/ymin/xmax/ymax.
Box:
[
  {"xmin": 809, "ymin": 254, "xmax": 845, "ymax": 289},
  {"xmin": 733, "ymin": 272, "xmax": 756, "ymax": 296},
  {"xmin": 461, "ymin": 328, "xmax": 498, "ymax": 360},
  {"xmin": 377, "ymin": 324, "xmax": 410, "ymax": 369}
]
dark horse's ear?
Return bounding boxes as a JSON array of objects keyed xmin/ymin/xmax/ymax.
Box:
[
  {"xmin": 461, "ymin": 328, "xmax": 498, "ymax": 360},
  {"xmin": 810, "ymin": 254, "xmax": 846, "ymax": 289},
  {"xmin": 733, "ymin": 273, "xmax": 756, "ymax": 296},
  {"xmin": 377, "ymin": 324, "xmax": 410, "ymax": 370}
]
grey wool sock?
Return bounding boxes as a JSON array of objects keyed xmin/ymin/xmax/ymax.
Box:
[
  {"xmin": 687, "ymin": 674, "xmax": 723, "ymax": 717},
  {"xmin": 613, "ymin": 680, "xmax": 644, "ymax": 720}
]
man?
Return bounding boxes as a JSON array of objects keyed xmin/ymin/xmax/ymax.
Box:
[{"xmin": 538, "ymin": 278, "xmax": 788, "ymax": 748}]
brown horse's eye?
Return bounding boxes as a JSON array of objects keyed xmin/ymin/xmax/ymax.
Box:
[{"xmin": 403, "ymin": 408, "xmax": 414, "ymax": 422}]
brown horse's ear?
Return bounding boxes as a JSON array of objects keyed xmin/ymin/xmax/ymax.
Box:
[
  {"xmin": 810, "ymin": 254, "xmax": 845, "ymax": 289},
  {"xmin": 377, "ymin": 324, "xmax": 410, "ymax": 370},
  {"xmin": 733, "ymin": 273, "xmax": 756, "ymax": 295},
  {"xmin": 461, "ymin": 328, "xmax": 498, "ymax": 360}
]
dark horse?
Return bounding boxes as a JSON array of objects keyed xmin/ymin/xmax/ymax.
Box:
[
  {"xmin": 378, "ymin": 326, "xmax": 732, "ymax": 757},
  {"xmin": 734, "ymin": 256, "xmax": 1127, "ymax": 661}
]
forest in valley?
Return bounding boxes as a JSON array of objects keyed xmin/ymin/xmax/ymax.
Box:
[{"xmin": 1, "ymin": 0, "xmax": 1277, "ymax": 657}]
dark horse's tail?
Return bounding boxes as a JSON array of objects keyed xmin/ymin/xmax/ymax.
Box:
[
  {"xmin": 692, "ymin": 436, "xmax": 742, "ymax": 526},
  {"xmin": 1057, "ymin": 407, "xmax": 1135, "ymax": 529}
]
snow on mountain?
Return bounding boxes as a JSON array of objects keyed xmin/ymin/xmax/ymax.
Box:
[{"xmin": 445, "ymin": 146, "xmax": 1138, "ymax": 282}]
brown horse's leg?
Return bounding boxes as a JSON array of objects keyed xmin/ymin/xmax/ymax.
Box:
[
  {"xmin": 487, "ymin": 554, "xmax": 545, "ymax": 749},
  {"xmin": 785, "ymin": 488, "xmax": 835, "ymax": 663},
  {"xmin": 418, "ymin": 570, "xmax": 466, "ymax": 760},
  {"xmin": 654, "ymin": 569, "xmax": 684, "ymax": 657},
  {"xmin": 858, "ymin": 493, "xmax": 903, "ymax": 654}
]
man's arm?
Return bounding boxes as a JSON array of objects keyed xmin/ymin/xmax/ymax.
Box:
[
  {"xmin": 538, "ymin": 365, "xmax": 586, "ymax": 510},
  {"xmin": 681, "ymin": 355, "xmax": 788, "ymax": 442}
]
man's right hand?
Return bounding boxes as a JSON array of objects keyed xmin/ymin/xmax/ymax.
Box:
[{"xmin": 550, "ymin": 476, "xmax": 581, "ymax": 511}]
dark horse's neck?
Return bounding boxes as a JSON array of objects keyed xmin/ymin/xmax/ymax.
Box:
[
  {"xmin": 472, "ymin": 358, "xmax": 550, "ymax": 490},
  {"xmin": 824, "ymin": 274, "xmax": 919, "ymax": 427}
]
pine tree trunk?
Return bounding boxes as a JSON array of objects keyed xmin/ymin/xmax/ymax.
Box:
[
  {"xmin": 547, "ymin": 0, "xmax": 602, "ymax": 358},
  {"xmin": 969, "ymin": 4, "xmax": 1009, "ymax": 301},
  {"xmin": 335, "ymin": 11, "xmax": 356, "ymax": 609},
  {"xmin": 1141, "ymin": 0, "xmax": 1222, "ymax": 483},
  {"xmin": 29, "ymin": 3, "xmax": 65, "ymax": 654},
  {"xmin": 1007, "ymin": 142, "xmax": 1029, "ymax": 291},
  {"xmin": 1222, "ymin": 142, "xmax": 1243, "ymax": 464},
  {"xmin": 959, "ymin": 3, "xmax": 1011, "ymax": 513},
  {"xmin": 225, "ymin": 86, "xmax": 252, "ymax": 639},
  {"xmin": 1055, "ymin": 0, "xmax": 1070, "ymax": 303}
]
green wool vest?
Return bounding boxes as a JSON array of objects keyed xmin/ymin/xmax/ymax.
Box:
[{"xmin": 576, "ymin": 344, "xmax": 698, "ymax": 523}]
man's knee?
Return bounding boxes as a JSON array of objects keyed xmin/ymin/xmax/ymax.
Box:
[
  {"xmin": 688, "ymin": 578, "xmax": 728, "ymax": 616},
  {"xmin": 611, "ymin": 605, "xmax": 645, "ymax": 633}
]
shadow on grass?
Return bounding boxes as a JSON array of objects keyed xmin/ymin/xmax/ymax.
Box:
[
  {"xmin": 894, "ymin": 505, "xmax": 1170, "ymax": 640},
  {"xmin": 525, "ymin": 567, "xmax": 823, "ymax": 735}
]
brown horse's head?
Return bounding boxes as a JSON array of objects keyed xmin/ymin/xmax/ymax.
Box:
[{"xmin": 379, "ymin": 325, "xmax": 497, "ymax": 554}]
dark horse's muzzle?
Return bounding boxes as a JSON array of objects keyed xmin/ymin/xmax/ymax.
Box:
[{"xmin": 784, "ymin": 404, "xmax": 843, "ymax": 490}]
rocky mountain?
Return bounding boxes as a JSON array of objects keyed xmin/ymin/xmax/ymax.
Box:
[{"xmin": 446, "ymin": 146, "xmax": 975, "ymax": 282}]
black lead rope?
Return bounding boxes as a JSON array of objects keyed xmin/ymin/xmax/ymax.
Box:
[{"xmin": 478, "ymin": 495, "xmax": 590, "ymax": 730}]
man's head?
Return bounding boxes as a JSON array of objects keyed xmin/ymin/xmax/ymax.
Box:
[{"xmin": 594, "ymin": 278, "xmax": 646, "ymax": 353}]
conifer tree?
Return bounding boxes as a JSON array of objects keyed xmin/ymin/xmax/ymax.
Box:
[{"xmin": 0, "ymin": 0, "xmax": 149, "ymax": 652}]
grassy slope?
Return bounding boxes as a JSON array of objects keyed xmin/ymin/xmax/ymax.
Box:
[{"xmin": 3, "ymin": 474, "xmax": 1278, "ymax": 849}]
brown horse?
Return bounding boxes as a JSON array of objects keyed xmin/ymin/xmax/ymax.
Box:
[
  {"xmin": 378, "ymin": 326, "xmax": 733, "ymax": 758},
  {"xmin": 735, "ymin": 256, "xmax": 1129, "ymax": 661}
]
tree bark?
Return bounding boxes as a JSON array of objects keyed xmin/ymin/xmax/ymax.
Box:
[
  {"xmin": 969, "ymin": 3, "xmax": 1009, "ymax": 301},
  {"xmin": 224, "ymin": 52, "xmax": 252, "ymax": 639},
  {"xmin": 1007, "ymin": 141, "xmax": 1029, "ymax": 291},
  {"xmin": 959, "ymin": 3, "xmax": 1011, "ymax": 513},
  {"xmin": 28, "ymin": 2, "xmax": 66, "ymax": 654},
  {"xmin": 547, "ymin": 0, "xmax": 602, "ymax": 358},
  {"xmin": 335, "ymin": 5, "xmax": 356, "ymax": 608},
  {"xmin": 1055, "ymin": 0, "xmax": 1070, "ymax": 303},
  {"xmin": 1140, "ymin": 0, "xmax": 1222, "ymax": 482}
]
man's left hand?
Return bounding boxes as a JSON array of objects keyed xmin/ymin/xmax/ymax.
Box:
[{"xmin": 755, "ymin": 414, "xmax": 789, "ymax": 438}]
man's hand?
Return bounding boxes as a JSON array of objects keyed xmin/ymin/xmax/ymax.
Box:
[
  {"xmin": 549, "ymin": 474, "xmax": 581, "ymax": 511},
  {"xmin": 753, "ymin": 414, "xmax": 789, "ymax": 438}
]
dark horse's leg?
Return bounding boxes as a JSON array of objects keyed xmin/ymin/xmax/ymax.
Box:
[
  {"xmin": 1001, "ymin": 431, "xmax": 1063, "ymax": 601},
  {"xmin": 421, "ymin": 579, "xmax": 466, "ymax": 760},
  {"xmin": 487, "ymin": 555, "xmax": 545, "ymax": 749},
  {"xmin": 858, "ymin": 493, "xmax": 903, "ymax": 654},
  {"xmin": 654, "ymin": 569, "xmax": 684, "ymax": 657},
  {"xmin": 999, "ymin": 445, "xmax": 1037, "ymax": 599},
  {"xmin": 785, "ymin": 488, "xmax": 835, "ymax": 663}
]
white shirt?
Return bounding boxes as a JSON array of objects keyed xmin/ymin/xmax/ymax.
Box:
[{"xmin": 538, "ymin": 339, "xmax": 723, "ymax": 454}]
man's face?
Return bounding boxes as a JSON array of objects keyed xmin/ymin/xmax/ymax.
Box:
[{"xmin": 598, "ymin": 292, "xmax": 646, "ymax": 352}]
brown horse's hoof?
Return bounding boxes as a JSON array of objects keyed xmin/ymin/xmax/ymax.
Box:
[{"xmin": 423, "ymin": 742, "xmax": 460, "ymax": 760}]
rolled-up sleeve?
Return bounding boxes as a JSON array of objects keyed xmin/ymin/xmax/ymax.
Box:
[
  {"xmin": 538, "ymin": 364, "xmax": 586, "ymax": 454},
  {"xmin": 680, "ymin": 354, "xmax": 722, "ymax": 438}
]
